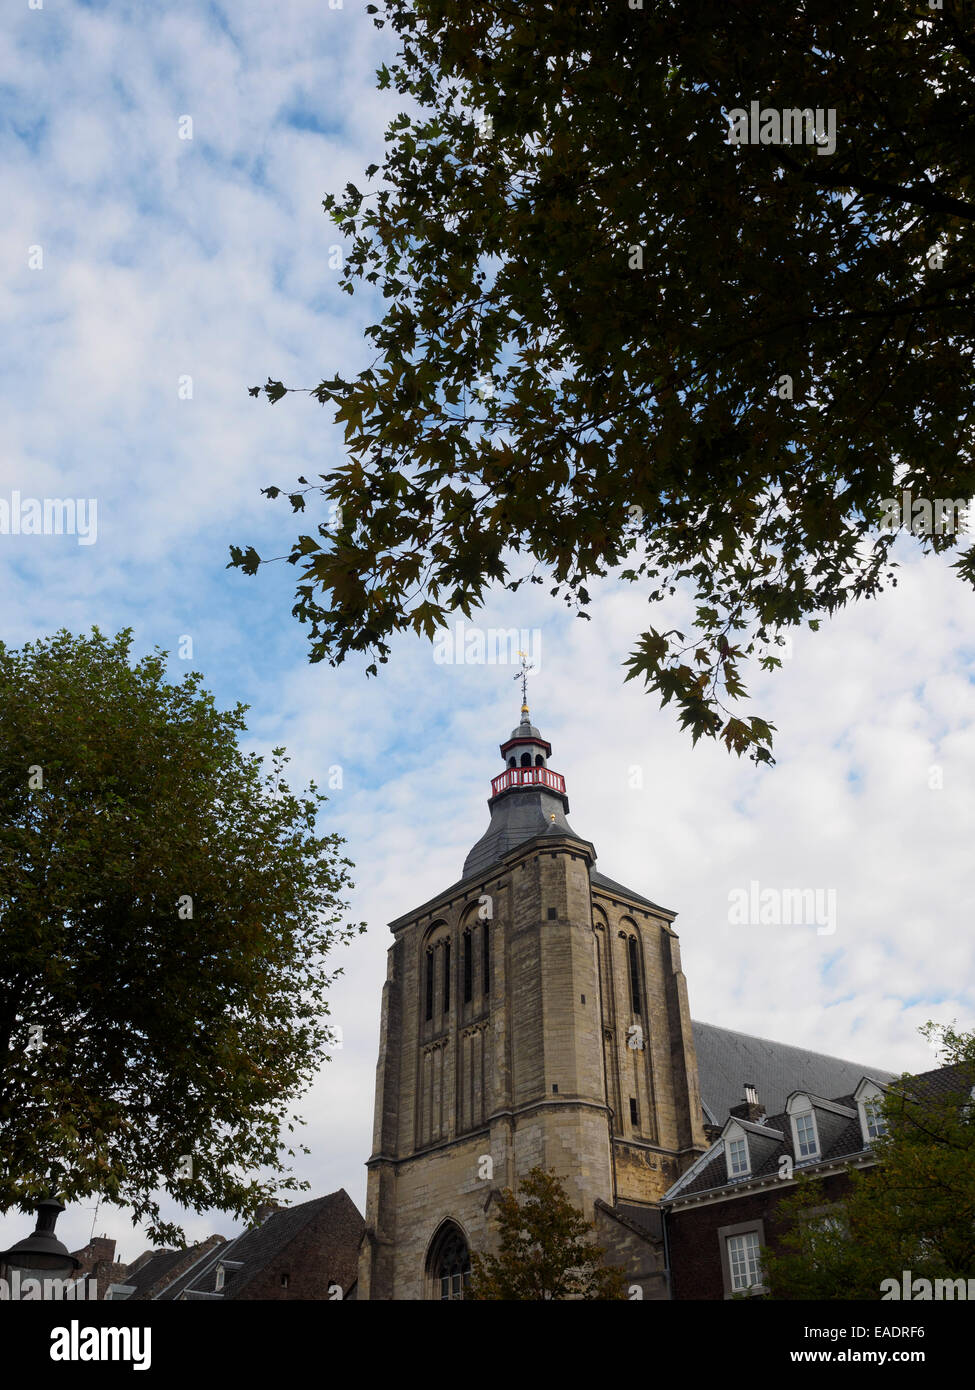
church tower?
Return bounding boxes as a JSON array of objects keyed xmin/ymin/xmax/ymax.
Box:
[{"xmin": 357, "ymin": 697, "xmax": 707, "ymax": 1300}]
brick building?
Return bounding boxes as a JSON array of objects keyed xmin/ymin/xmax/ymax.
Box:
[
  {"xmin": 68, "ymin": 1235, "xmax": 129, "ymax": 1301},
  {"xmin": 142, "ymin": 1191, "xmax": 363, "ymax": 1301},
  {"xmin": 662, "ymin": 1062, "xmax": 968, "ymax": 1298}
]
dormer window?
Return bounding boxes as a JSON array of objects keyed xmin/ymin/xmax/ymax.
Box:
[
  {"xmin": 727, "ymin": 1136, "xmax": 749, "ymax": 1177},
  {"xmin": 794, "ymin": 1111, "xmax": 819, "ymax": 1159},
  {"xmin": 786, "ymin": 1093, "xmax": 821, "ymax": 1160},
  {"xmin": 855, "ymin": 1080, "xmax": 890, "ymax": 1146},
  {"xmin": 864, "ymin": 1098, "xmax": 886, "ymax": 1140}
]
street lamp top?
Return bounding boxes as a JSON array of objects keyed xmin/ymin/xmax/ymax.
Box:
[{"xmin": 0, "ymin": 1197, "xmax": 81, "ymax": 1275}]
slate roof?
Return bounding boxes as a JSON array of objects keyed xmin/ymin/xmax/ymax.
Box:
[
  {"xmin": 589, "ymin": 870, "xmax": 673, "ymax": 917},
  {"xmin": 665, "ymin": 1060, "xmax": 972, "ymax": 1203},
  {"xmin": 158, "ymin": 1189, "xmax": 363, "ymax": 1300},
  {"xmin": 898, "ymin": 1059, "xmax": 975, "ymax": 1105},
  {"xmin": 691, "ymin": 1020, "xmax": 896, "ymax": 1123},
  {"xmin": 669, "ymin": 1094, "xmax": 868, "ymax": 1200},
  {"xmin": 463, "ymin": 786, "xmax": 590, "ymax": 879}
]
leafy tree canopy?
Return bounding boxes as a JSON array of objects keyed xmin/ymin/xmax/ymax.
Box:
[
  {"xmin": 0, "ymin": 628, "xmax": 363, "ymax": 1244},
  {"xmin": 467, "ymin": 1165, "xmax": 628, "ymax": 1299},
  {"xmin": 234, "ymin": 0, "xmax": 975, "ymax": 761},
  {"xmin": 764, "ymin": 1022, "xmax": 975, "ymax": 1298}
]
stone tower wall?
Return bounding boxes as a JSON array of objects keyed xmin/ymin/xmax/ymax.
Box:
[{"xmin": 358, "ymin": 804, "xmax": 706, "ymax": 1298}]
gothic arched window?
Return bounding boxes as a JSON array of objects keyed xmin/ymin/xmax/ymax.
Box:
[
  {"xmin": 627, "ymin": 935, "xmax": 642, "ymax": 1014},
  {"xmin": 428, "ymin": 1224, "xmax": 471, "ymax": 1300},
  {"xmin": 463, "ymin": 929, "xmax": 473, "ymax": 1003},
  {"xmin": 422, "ymin": 923, "xmax": 451, "ymax": 1027}
]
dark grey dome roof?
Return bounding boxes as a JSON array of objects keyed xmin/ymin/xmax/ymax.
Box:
[
  {"xmin": 463, "ymin": 786, "xmax": 587, "ymax": 879},
  {"xmin": 509, "ymin": 721, "xmax": 543, "ymax": 740}
]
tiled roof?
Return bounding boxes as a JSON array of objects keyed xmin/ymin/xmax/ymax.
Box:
[
  {"xmin": 124, "ymin": 1248, "xmax": 194, "ymax": 1294},
  {"xmin": 161, "ymin": 1189, "xmax": 363, "ymax": 1300}
]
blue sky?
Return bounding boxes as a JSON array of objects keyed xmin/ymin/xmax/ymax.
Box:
[{"xmin": 2, "ymin": 0, "xmax": 974, "ymax": 1265}]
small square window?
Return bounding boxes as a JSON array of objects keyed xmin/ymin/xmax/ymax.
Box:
[{"xmin": 547, "ymin": 908, "xmax": 558, "ymax": 919}]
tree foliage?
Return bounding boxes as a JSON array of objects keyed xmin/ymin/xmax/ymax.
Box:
[
  {"xmin": 763, "ymin": 1023, "xmax": 975, "ymax": 1298},
  {"xmin": 466, "ymin": 1166, "xmax": 628, "ymax": 1300},
  {"xmin": 235, "ymin": 0, "xmax": 975, "ymax": 761},
  {"xmin": 0, "ymin": 628, "xmax": 363, "ymax": 1243}
]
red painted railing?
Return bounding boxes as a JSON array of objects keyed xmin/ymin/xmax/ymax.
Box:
[{"xmin": 491, "ymin": 766, "xmax": 566, "ymax": 797}]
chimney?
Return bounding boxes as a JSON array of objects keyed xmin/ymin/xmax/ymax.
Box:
[
  {"xmin": 255, "ymin": 1201, "xmax": 282, "ymax": 1226},
  {"xmin": 730, "ymin": 1083, "xmax": 765, "ymax": 1124}
]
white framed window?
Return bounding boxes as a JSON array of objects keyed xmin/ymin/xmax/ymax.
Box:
[
  {"xmin": 794, "ymin": 1111, "xmax": 819, "ymax": 1158},
  {"xmin": 855, "ymin": 1080, "xmax": 890, "ymax": 1147},
  {"xmin": 718, "ymin": 1220, "xmax": 766, "ymax": 1298},
  {"xmin": 864, "ymin": 1097, "xmax": 886, "ymax": 1140},
  {"xmin": 727, "ymin": 1136, "xmax": 749, "ymax": 1176},
  {"xmin": 214, "ymin": 1264, "xmax": 225, "ymax": 1291},
  {"xmin": 727, "ymin": 1231, "xmax": 762, "ymax": 1292}
]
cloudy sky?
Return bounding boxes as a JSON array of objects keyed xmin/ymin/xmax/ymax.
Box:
[{"xmin": 2, "ymin": 0, "xmax": 973, "ymax": 1265}]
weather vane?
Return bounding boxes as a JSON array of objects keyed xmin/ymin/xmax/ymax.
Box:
[{"xmin": 514, "ymin": 650, "xmax": 535, "ymax": 716}]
